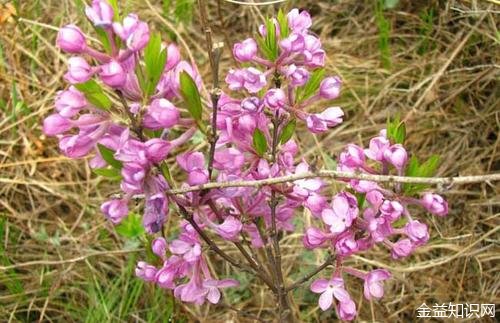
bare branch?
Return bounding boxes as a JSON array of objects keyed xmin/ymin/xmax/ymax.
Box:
[{"xmin": 166, "ymin": 170, "xmax": 500, "ymax": 195}]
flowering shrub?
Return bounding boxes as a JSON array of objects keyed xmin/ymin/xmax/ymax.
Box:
[{"xmin": 44, "ymin": 1, "xmax": 449, "ymax": 321}]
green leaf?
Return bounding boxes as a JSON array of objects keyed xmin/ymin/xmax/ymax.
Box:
[
  {"xmin": 97, "ymin": 144, "xmax": 122, "ymax": 169},
  {"xmin": 108, "ymin": 0, "xmax": 120, "ymax": 19},
  {"xmin": 74, "ymin": 80, "xmax": 112, "ymax": 110},
  {"xmin": 115, "ymin": 213, "xmax": 145, "ymax": 239},
  {"xmin": 280, "ymin": 119, "xmax": 296, "ymax": 144},
  {"xmin": 384, "ymin": 0, "xmax": 399, "ymax": 9},
  {"xmin": 386, "ymin": 114, "xmax": 406, "ymax": 144},
  {"xmin": 92, "ymin": 167, "xmax": 122, "ymax": 180},
  {"xmin": 297, "ymin": 68, "xmax": 325, "ymax": 101},
  {"xmin": 179, "ymin": 71, "xmax": 202, "ymax": 122},
  {"xmin": 403, "ymin": 154, "xmax": 440, "ymax": 194},
  {"xmin": 252, "ymin": 128, "xmax": 267, "ymax": 157},
  {"xmin": 258, "ymin": 17, "xmax": 278, "ymax": 60},
  {"xmin": 276, "ymin": 9, "xmax": 290, "ymax": 39},
  {"xmin": 94, "ymin": 27, "xmax": 112, "ymax": 54},
  {"xmin": 143, "ymin": 33, "xmax": 168, "ymax": 96}
]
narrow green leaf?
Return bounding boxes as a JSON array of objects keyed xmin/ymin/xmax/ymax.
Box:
[
  {"xmin": 97, "ymin": 144, "xmax": 123, "ymax": 169},
  {"xmin": 108, "ymin": 0, "xmax": 120, "ymax": 20},
  {"xmin": 297, "ymin": 68, "xmax": 325, "ymax": 101},
  {"xmin": 403, "ymin": 154, "xmax": 440, "ymax": 194},
  {"xmin": 74, "ymin": 80, "xmax": 112, "ymax": 110},
  {"xmin": 179, "ymin": 71, "xmax": 202, "ymax": 121},
  {"xmin": 419, "ymin": 154, "xmax": 440, "ymax": 177},
  {"xmin": 143, "ymin": 33, "xmax": 167, "ymax": 96},
  {"xmin": 280, "ymin": 119, "xmax": 296, "ymax": 144},
  {"xmin": 252, "ymin": 129, "xmax": 267, "ymax": 156},
  {"xmin": 277, "ymin": 9, "xmax": 290, "ymax": 39},
  {"xmin": 92, "ymin": 167, "xmax": 122, "ymax": 180},
  {"xmin": 94, "ymin": 27, "xmax": 112, "ymax": 54}
]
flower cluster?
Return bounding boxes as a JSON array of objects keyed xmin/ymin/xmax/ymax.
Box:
[
  {"xmin": 304, "ymin": 128, "xmax": 448, "ymax": 319},
  {"xmin": 44, "ymin": 3, "xmax": 449, "ymax": 320}
]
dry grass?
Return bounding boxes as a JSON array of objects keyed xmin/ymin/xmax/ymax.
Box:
[{"xmin": 0, "ymin": 0, "xmax": 499, "ymax": 322}]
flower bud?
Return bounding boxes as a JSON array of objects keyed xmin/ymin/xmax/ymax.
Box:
[
  {"xmin": 214, "ymin": 148, "xmax": 245, "ymax": 172},
  {"xmin": 405, "ymin": 220, "xmax": 429, "ymax": 245},
  {"xmin": 287, "ymin": 8, "xmax": 312, "ymax": 33},
  {"xmin": 151, "ymin": 237, "xmax": 167, "ymax": 258},
  {"xmin": 421, "ymin": 193, "xmax": 448, "ymax": 216},
  {"xmin": 264, "ymin": 88, "xmax": 286, "ymax": 109},
  {"xmin": 101, "ymin": 199, "xmax": 128, "ymax": 224},
  {"xmin": 212, "ymin": 216, "xmax": 243, "ymax": 241},
  {"xmin": 126, "ymin": 21, "xmax": 149, "ymax": 51},
  {"xmin": 64, "ymin": 56, "xmax": 93, "ymax": 84},
  {"xmin": 43, "ymin": 114, "xmax": 72, "ymax": 136},
  {"xmin": 338, "ymin": 144, "xmax": 366, "ymax": 169},
  {"xmin": 319, "ymin": 76, "xmax": 342, "ymax": 99},
  {"xmin": 55, "ymin": 86, "xmax": 87, "ymax": 118},
  {"xmin": 135, "ymin": 261, "xmax": 157, "ymax": 282},
  {"xmin": 383, "ymin": 144, "xmax": 408, "ymax": 170},
  {"xmin": 379, "ymin": 200, "xmax": 404, "ymax": 221},
  {"xmin": 143, "ymin": 193, "xmax": 168, "ymax": 234},
  {"xmin": 338, "ymin": 299, "xmax": 357, "ymax": 321},
  {"xmin": 285, "ymin": 64, "xmax": 309, "ymax": 86},
  {"xmin": 391, "ymin": 238, "xmax": 414, "ymax": 259},
  {"xmin": 279, "ymin": 33, "xmax": 305, "ymax": 53},
  {"xmin": 241, "ymin": 96, "xmax": 261, "ymax": 112},
  {"xmin": 145, "ymin": 138, "xmax": 172, "ymax": 163},
  {"xmin": 56, "ymin": 25, "xmax": 87, "ymax": 54},
  {"xmin": 165, "ymin": 44, "xmax": 181, "ymax": 70},
  {"xmin": 364, "ymin": 135, "xmax": 390, "ymax": 161},
  {"xmin": 233, "ymin": 38, "xmax": 257, "ymax": 62},
  {"xmin": 85, "ymin": 0, "xmax": 114, "ymax": 26},
  {"xmin": 59, "ymin": 134, "xmax": 95, "ymax": 158},
  {"xmin": 143, "ymin": 98, "xmax": 180, "ymax": 130},
  {"xmin": 335, "ymin": 234, "xmax": 358, "ymax": 256},
  {"xmin": 99, "ymin": 60, "xmax": 126, "ymax": 88},
  {"xmin": 243, "ymin": 67, "xmax": 266, "ymax": 93}
]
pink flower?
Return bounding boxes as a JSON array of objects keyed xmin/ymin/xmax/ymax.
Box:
[
  {"xmin": 210, "ymin": 216, "xmax": 243, "ymax": 241},
  {"xmin": 201, "ymin": 279, "xmax": 240, "ymax": 304},
  {"xmin": 364, "ymin": 135, "xmax": 390, "ymax": 161},
  {"xmin": 391, "ymin": 238, "xmax": 414, "ymax": 259},
  {"xmin": 233, "ymin": 38, "xmax": 257, "ymax": 62},
  {"xmin": 99, "ymin": 60, "xmax": 126, "ymax": 88},
  {"xmin": 225, "ymin": 69, "xmax": 245, "ymax": 91},
  {"xmin": 152, "ymin": 237, "xmax": 167, "ymax": 258},
  {"xmin": 176, "ymin": 152, "xmax": 209, "ymax": 185},
  {"xmin": 421, "ymin": 193, "xmax": 448, "ymax": 216},
  {"xmin": 43, "ymin": 114, "xmax": 72, "ymax": 136},
  {"xmin": 264, "ymin": 88, "xmax": 286, "ymax": 109},
  {"xmin": 85, "ymin": 0, "xmax": 114, "ymax": 26},
  {"xmin": 287, "ymin": 8, "xmax": 312, "ymax": 33},
  {"xmin": 101, "ymin": 199, "xmax": 129, "ymax": 224},
  {"xmin": 310, "ymin": 277, "xmax": 353, "ymax": 312},
  {"xmin": 143, "ymin": 98, "xmax": 180, "ymax": 130},
  {"xmin": 214, "ymin": 148, "xmax": 245, "ymax": 172},
  {"xmin": 65, "ymin": 57, "xmax": 93, "ymax": 84},
  {"xmin": 56, "ymin": 25, "xmax": 87, "ymax": 54},
  {"xmin": 319, "ymin": 76, "xmax": 342, "ymax": 100},
  {"xmin": 135, "ymin": 261, "xmax": 157, "ymax": 282},
  {"xmin": 335, "ymin": 233, "xmax": 358, "ymax": 256},
  {"xmin": 338, "ymin": 299, "xmax": 357, "ymax": 321},
  {"xmin": 363, "ymin": 269, "xmax": 391, "ymax": 300},
  {"xmin": 166, "ymin": 44, "xmax": 181, "ymax": 70},
  {"xmin": 405, "ymin": 220, "xmax": 429, "ymax": 245},
  {"xmin": 383, "ymin": 144, "xmax": 408, "ymax": 170},
  {"xmin": 306, "ymin": 107, "xmax": 344, "ymax": 133},
  {"xmin": 143, "ymin": 193, "xmax": 168, "ymax": 233},
  {"xmin": 145, "ymin": 138, "xmax": 171, "ymax": 163},
  {"xmin": 379, "ymin": 200, "xmax": 404, "ymax": 221},
  {"xmin": 303, "ymin": 227, "xmax": 331, "ymax": 249},
  {"xmin": 279, "ymin": 33, "xmax": 305, "ymax": 53},
  {"xmin": 55, "ymin": 86, "xmax": 87, "ymax": 117},
  {"xmin": 321, "ymin": 192, "xmax": 358, "ymax": 234},
  {"xmin": 113, "ymin": 14, "xmax": 149, "ymax": 51},
  {"xmin": 338, "ymin": 144, "xmax": 365, "ymax": 170},
  {"xmin": 169, "ymin": 238, "xmax": 202, "ymax": 263},
  {"xmin": 285, "ymin": 64, "xmax": 309, "ymax": 86},
  {"xmin": 243, "ymin": 67, "xmax": 267, "ymax": 93}
]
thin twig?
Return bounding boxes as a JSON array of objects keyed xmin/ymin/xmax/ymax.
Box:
[
  {"xmin": 285, "ymin": 254, "xmax": 335, "ymax": 292},
  {"xmin": 166, "ymin": 171, "xmax": 500, "ymax": 195}
]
